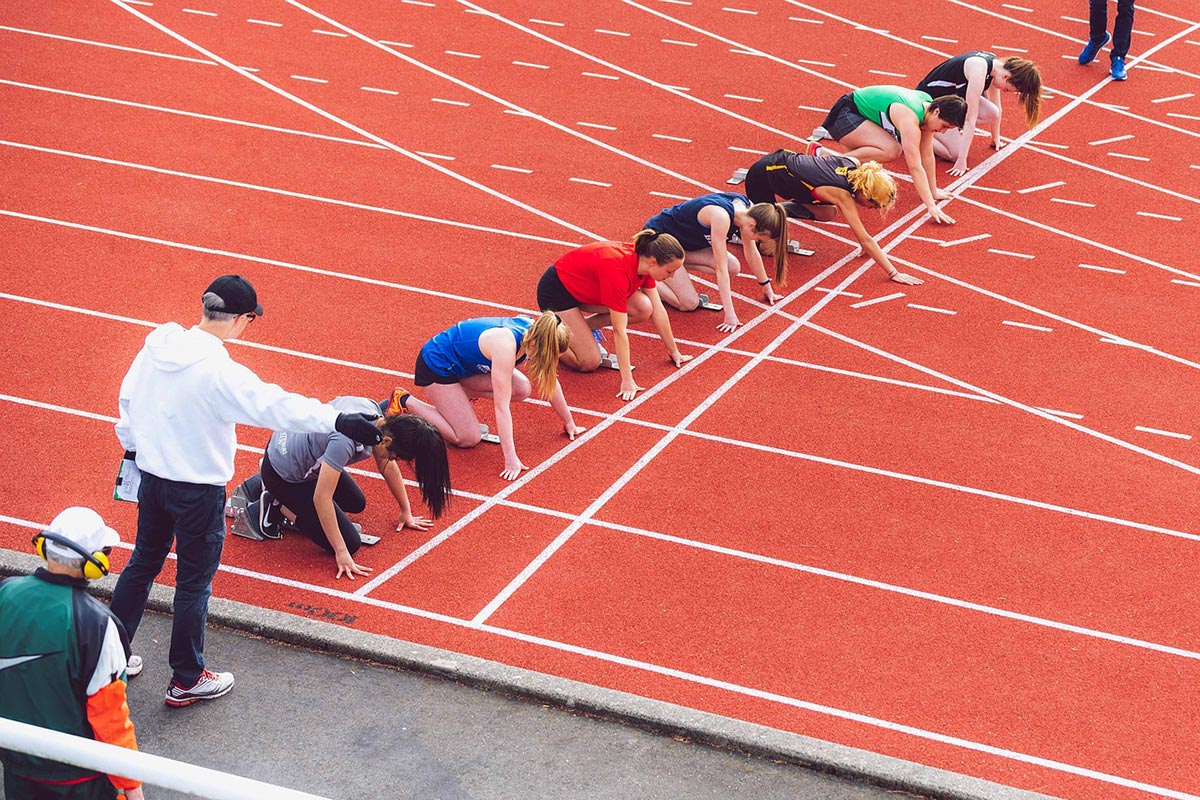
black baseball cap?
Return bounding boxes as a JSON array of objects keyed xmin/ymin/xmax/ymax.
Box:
[{"xmin": 204, "ymin": 275, "xmax": 264, "ymax": 316}]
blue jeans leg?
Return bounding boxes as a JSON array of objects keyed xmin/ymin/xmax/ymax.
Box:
[
  {"xmin": 166, "ymin": 482, "xmax": 226, "ymax": 686},
  {"xmin": 1111, "ymin": 0, "xmax": 1136, "ymax": 58}
]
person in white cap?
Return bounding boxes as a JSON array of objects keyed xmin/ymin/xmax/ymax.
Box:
[
  {"xmin": 110, "ymin": 274, "xmax": 383, "ymax": 708},
  {"xmin": 0, "ymin": 507, "xmax": 144, "ymax": 800}
]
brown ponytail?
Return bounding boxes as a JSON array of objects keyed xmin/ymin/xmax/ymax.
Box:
[
  {"xmin": 632, "ymin": 228, "xmax": 684, "ymax": 264},
  {"xmin": 523, "ymin": 311, "xmax": 570, "ymax": 399},
  {"xmin": 1003, "ymin": 56, "xmax": 1042, "ymax": 126},
  {"xmin": 746, "ymin": 202, "xmax": 789, "ymax": 287}
]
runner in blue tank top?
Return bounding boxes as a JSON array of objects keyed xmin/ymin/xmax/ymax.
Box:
[
  {"xmin": 397, "ymin": 313, "xmax": 585, "ymax": 481},
  {"xmin": 645, "ymin": 193, "xmax": 788, "ymax": 332}
]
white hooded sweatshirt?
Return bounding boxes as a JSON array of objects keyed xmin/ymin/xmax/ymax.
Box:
[{"xmin": 115, "ymin": 323, "xmax": 338, "ymax": 485}]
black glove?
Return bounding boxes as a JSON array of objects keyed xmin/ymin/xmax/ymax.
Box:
[
  {"xmin": 335, "ymin": 412, "xmax": 383, "ymax": 446},
  {"xmin": 123, "ymin": 450, "xmax": 137, "ymax": 460}
]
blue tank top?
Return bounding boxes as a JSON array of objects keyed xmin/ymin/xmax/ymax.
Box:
[
  {"xmin": 420, "ymin": 317, "xmax": 531, "ymax": 379},
  {"xmin": 645, "ymin": 192, "xmax": 747, "ymax": 252}
]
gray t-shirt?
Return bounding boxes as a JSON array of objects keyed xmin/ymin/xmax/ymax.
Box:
[{"xmin": 265, "ymin": 396, "xmax": 379, "ymax": 483}]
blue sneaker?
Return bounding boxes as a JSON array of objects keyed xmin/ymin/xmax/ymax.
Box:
[
  {"xmin": 1110, "ymin": 55, "xmax": 1128, "ymax": 81},
  {"xmin": 1078, "ymin": 31, "xmax": 1110, "ymax": 65}
]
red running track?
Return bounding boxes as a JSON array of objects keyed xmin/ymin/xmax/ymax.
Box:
[{"xmin": 3, "ymin": 1, "xmax": 1200, "ymax": 798}]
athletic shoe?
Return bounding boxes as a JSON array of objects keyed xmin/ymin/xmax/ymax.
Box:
[
  {"xmin": 1110, "ymin": 55, "xmax": 1128, "ymax": 81},
  {"xmin": 809, "ymin": 125, "xmax": 830, "ymax": 142},
  {"xmin": 1078, "ymin": 31, "xmax": 1110, "ymax": 64},
  {"xmin": 591, "ymin": 328, "xmax": 608, "ymax": 345},
  {"xmin": 165, "ymin": 669, "xmax": 234, "ymax": 707},
  {"xmin": 258, "ymin": 489, "xmax": 283, "ymax": 539},
  {"xmin": 126, "ymin": 655, "xmax": 143, "ymax": 679},
  {"xmin": 385, "ymin": 386, "xmax": 411, "ymax": 415}
]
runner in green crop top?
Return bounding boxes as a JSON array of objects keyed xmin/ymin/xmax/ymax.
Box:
[{"xmin": 815, "ymin": 85, "xmax": 968, "ymax": 225}]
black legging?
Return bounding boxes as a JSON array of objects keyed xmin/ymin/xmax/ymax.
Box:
[{"xmin": 260, "ymin": 453, "xmax": 365, "ymax": 554}]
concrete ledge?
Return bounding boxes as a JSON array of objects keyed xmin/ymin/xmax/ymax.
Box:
[{"xmin": 1, "ymin": 548, "xmax": 1060, "ymax": 800}]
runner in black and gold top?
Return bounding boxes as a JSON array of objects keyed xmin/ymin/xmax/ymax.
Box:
[{"xmin": 745, "ymin": 150, "xmax": 923, "ymax": 285}]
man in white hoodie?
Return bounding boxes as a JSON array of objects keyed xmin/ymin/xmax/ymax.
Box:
[{"xmin": 111, "ymin": 274, "xmax": 382, "ymax": 707}]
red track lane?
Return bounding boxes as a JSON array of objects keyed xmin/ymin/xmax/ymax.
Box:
[
  {"xmin": 7, "ymin": 1, "xmax": 1200, "ymax": 798},
  {"xmin": 489, "ymin": 523, "xmax": 1200, "ymax": 800}
]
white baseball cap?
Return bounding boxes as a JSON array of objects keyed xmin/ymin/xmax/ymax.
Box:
[{"xmin": 43, "ymin": 507, "xmax": 121, "ymax": 561}]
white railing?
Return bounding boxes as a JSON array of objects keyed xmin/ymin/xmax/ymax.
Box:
[{"xmin": 0, "ymin": 717, "xmax": 332, "ymax": 799}]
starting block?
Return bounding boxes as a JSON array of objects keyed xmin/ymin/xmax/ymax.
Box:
[
  {"xmin": 599, "ymin": 351, "xmax": 633, "ymax": 371},
  {"xmin": 359, "ymin": 533, "xmax": 381, "ymax": 546},
  {"xmin": 788, "ymin": 240, "xmax": 815, "ymax": 256},
  {"xmin": 726, "ymin": 167, "xmax": 747, "ymax": 185},
  {"xmin": 480, "ymin": 433, "xmax": 501, "ymax": 445},
  {"xmin": 697, "ymin": 293, "xmax": 723, "ymax": 312}
]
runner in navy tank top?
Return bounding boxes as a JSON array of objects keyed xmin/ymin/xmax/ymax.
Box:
[{"xmin": 644, "ymin": 193, "xmax": 787, "ymax": 332}]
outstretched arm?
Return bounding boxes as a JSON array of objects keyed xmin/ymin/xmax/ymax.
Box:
[
  {"xmin": 374, "ymin": 451, "xmax": 430, "ymax": 531},
  {"xmin": 696, "ymin": 205, "xmax": 740, "ymax": 330},
  {"xmin": 950, "ymin": 57, "xmax": 989, "ymax": 176},
  {"xmin": 829, "ymin": 189, "xmax": 923, "ymax": 285},
  {"xmin": 485, "ymin": 337, "xmax": 528, "ymax": 481},
  {"xmin": 897, "ymin": 105, "xmax": 955, "ymax": 225},
  {"xmin": 645, "ymin": 287, "xmax": 691, "ymax": 367}
]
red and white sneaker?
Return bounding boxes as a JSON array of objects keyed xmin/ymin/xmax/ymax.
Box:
[
  {"xmin": 125, "ymin": 655, "xmax": 144, "ymax": 679},
  {"xmin": 164, "ymin": 669, "xmax": 235, "ymax": 707}
]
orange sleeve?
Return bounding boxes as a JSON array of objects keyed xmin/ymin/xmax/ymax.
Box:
[{"xmin": 85, "ymin": 680, "xmax": 142, "ymax": 792}]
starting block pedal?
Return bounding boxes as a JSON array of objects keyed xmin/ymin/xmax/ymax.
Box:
[
  {"xmin": 788, "ymin": 240, "xmax": 815, "ymax": 256},
  {"xmin": 697, "ymin": 293, "xmax": 723, "ymax": 312},
  {"xmin": 726, "ymin": 167, "xmax": 747, "ymax": 185},
  {"xmin": 480, "ymin": 433, "xmax": 501, "ymax": 445},
  {"xmin": 599, "ymin": 351, "xmax": 633, "ymax": 371},
  {"xmin": 359, "ymin": 533, "xmax": 381, "ymax": 546}
]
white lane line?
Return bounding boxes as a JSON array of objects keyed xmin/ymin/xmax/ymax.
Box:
[
  {"xmin": 728, "ymin": 146, "xmax": 768, "ymax": 156},
  {"xmin": 940, "ymin": 233, "xmax": 991, "ymax": 247},
  {"xmin": 360, "ymin": 86, "xmax": 398, "ymax": 95},
  {"xmin": 377, "ymin": 40, "xmax": 413, "ymax": 48},
  {"xmin": 1002, "ymin": 320, "xmax": 1053, "ymax": 332},
  {"xmin": 814, "ymin": 287, "xmax": 864, "ymax": 298},
  {"xmin": 796, "ymin": 58, "xmax": 836, "ymax": 67},
  {"xmin": 414, "ymin": 151, "xmax": 454, "ymax": 161},
  {"xmin": 797, "ymin": 103, "xmax": 828, "ymax": 113},
  {"xmin": 1137, "ymin": 211, "xmax": 1183, "ymax": 221},
  {"xmin": 582, "ymin": 71, "xmax": 619, "ymax": 80},
  {"xmin": 788, "ymin": 16, "xmax": 824, "ymax": 24},
  {"xmin": 402, "ymin": 0, "xmax": 435, "ymax": 5},
  {"xmin": 1135, "ymin": 426, "xmax": 1192, "ymax": 440},
  {"xmin": 124, "ymin": 0, "xmax": 152, "ymax": 5},
  {"xmin": 724, "ymin": 94, "xmax": 763, "ymax": 102},
  {"xmin": 868, "ymin": 69, "xmax": 907, "ymax": 78},
  {"xmin": 289, "ymin": 74, "xmax": 327, "ymax": 83},
  {"xmin": 1080, "ymin": 263, "xmax": 1126, "ymax": 274},
  {"xmin": 430, "ymin": 97, "xmax": 470, "ymax": 106},
  {"xmin": 576, "ymin": 121, "xmax": 616, "ymax": 130},
  {"xmin": 907, "ymin": 303, "xmax": 957, "ymax": 315},
  {"xmin": 1016, "ymin": 180, "xmax": 1066, "ymax": 194},
  {"xmin": 1001, "ymin": 3, "xmax": 1033, "ymax": 11},
  {"xmin": 922, "ymin": 35, "xmax": 958, "ymax": 43},
  {"xmin": 569, "ymin": 177, "xmax": 612, "ymax": 187},
  {"xmin": 652, "ymin": 133, "xmax": 692, "ymax": 142},
  {"xmin": 529, "ymin": 18, "xmax": 564, "ymax": 26},
  {"xmin": 0, "ymin": 25, "xmax": 210, "ymax": 64},
  {"xmin": 1050, "ymin": 198, "xmax": 1095, "ymax": 207},
  {"xmin": 905, "ymin": 234, "xmax": 943, "ymax": 244},
  {"xmin": 1029, "ymin": 140, "xmax": 1069, "ymax": 149},
  {"xmin": 649, "ymin": 191, "xmax": 691, "ymax": 201},
  {"xmin": 312, "ymin": 28, "xmax": 347, "ymax": 36},
  {"xmin": 1107, "ymin": 152, "xmax": 1151, "ymax": 161},
  {"xmin": 1037, "ymin": 407, "xmax": 1084, "ymax": 420},
  {"xmin": 722, "ymin": 6, "xmax": 757, "ymax": 13},
  {"xmin": 444, "ymin": 49, "xmax": 481, "ymax": 58},
  {"xmin": 1171, "ymin": 279, "xmax": 1200, "ymax": 288},
  {"xmin": 513, "ymin": 60, "xmax": 550, "ymax": 69},
  {"xmin": 491, "ymin": 163, "xmax": 532, "ymax": 173},
  {"xmin": 1152, "ymin": 93, "xmax": 1194, "ymax": 103},
  {"xmin": 595, "ymin": 28, "xmax": 630, "ymax": 36},
  {"xmin": 963, "ymin": 185, "xmax": 1010, "ymax": 194},
  {"xmin": 850, "ymin": 292, "xmax": 905, "ymax": 309},
  {"xmin": 247, "ymin": 18, "xmax": 282, "ymax": 26},
  {"xmin": 992, "ymin": 45, "xmax": 1027, "ymax": 53},
  {"xmin": 1089, "ymin": 134, "xmax": 1134, "ymax": 145},
  {"xmin": 988, "ymin": 248, "xmax": 1036, "ymax": 260},
  {"xmin": 662, "ymin": 38, "xmax": 697, "ymax": 46},
  {"xmin": 182, "ymin": 8, "xmax": 217, "ymax": 16},
  {"xmin": 1168, "ymin": 112, "xmax": 1200, "ymax": 121},
  {"xmin": 0, "ymin": 79, "xmax": 383, "ymax": 147}
]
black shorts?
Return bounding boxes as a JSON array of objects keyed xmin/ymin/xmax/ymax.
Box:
[
  {"xmin": 745, "ymin": 151, "xmax": 817, "ymax": 219},
  {"xmin": 821, "ymin": 93, "xmax": 870, "ymax": 142},
  {"xmin": 413, "ymin": 350, "xmax": 460, "ymax": 388},
  {"xmin": 536, "ymin": 265, "xmax": 581, "ymax": 312}
]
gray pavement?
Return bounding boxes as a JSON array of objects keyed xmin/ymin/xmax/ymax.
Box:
[{"xmin": 1, "ymin": 550, "xmax": 1059, "ymax": 800}]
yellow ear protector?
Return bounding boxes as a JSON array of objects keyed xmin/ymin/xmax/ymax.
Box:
[{"xmin": 32, "ymin": 532, "xmax": 110, "ymax": 580}]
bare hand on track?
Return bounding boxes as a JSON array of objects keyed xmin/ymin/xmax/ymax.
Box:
[
  {"xmin": 670, "ymin": 352, "xmax": 693, "ymax": 368},
  {"xmin": 891, "ymin": 272, "xmax": 924, "ymax": 286},
  {"xmin": 928, "ymin": 206, "xmax": 956, "ymax": 225},
  {"xmin": 501, "ymin": 458, "xmax": 530, "ymax": 481},
  {"xmin": 617, "ymin": 380, "xmax": 646, "ymax": 402},
  {"xmin": 717, "ymin": 313, "xmax": 741, "ymax": 333},
  {"xmin": 565, "ymin": 424, "xmax": 587, "ymax": 441},
  {"xmin": 396, "ymin": 513, "xmax": 431, "ymax": 532},
  {"xmin": 335, "ymin": 552, "xmax": 373, "ymax": 580}
]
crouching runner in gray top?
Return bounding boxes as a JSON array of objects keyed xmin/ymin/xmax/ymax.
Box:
[{"xmin": 111, "ymin": 274, "xmax": 383, "ymax": 708}]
